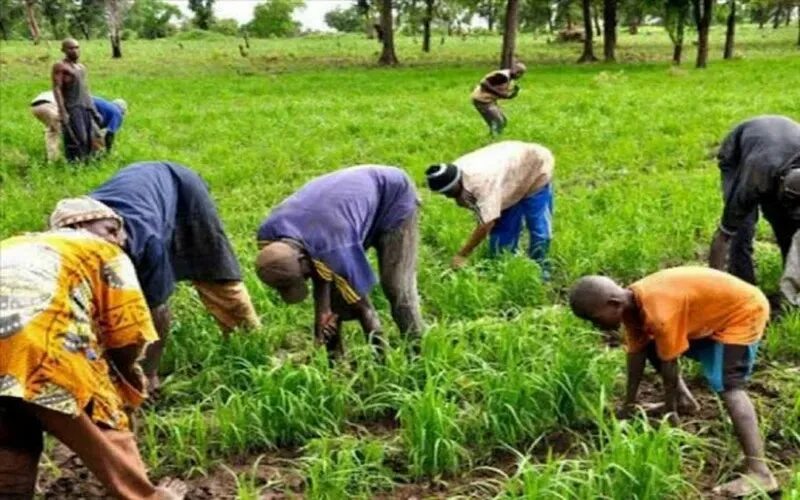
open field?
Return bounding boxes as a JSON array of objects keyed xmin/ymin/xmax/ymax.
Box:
[{"xmin": 1, "ymin": 25, "xmax": 800, "ymax": 498}]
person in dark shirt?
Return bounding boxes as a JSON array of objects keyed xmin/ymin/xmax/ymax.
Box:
[
  {"xmin": 709, "ymin": 115, "xmax": 800, "ymax": 285},
  {"xmin": 255, "ymin": 165, "xmax": 423, "ymax": 359},
  {"xmin": 51, "ymin": 162, "xmax": 261, "ymax": 389},
  {"xmin": 471, "ymin": 62, "xmax": 526, "ymax": 136}
]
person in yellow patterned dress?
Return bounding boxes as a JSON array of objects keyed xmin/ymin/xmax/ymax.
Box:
[{"xmin": 0, "ymin": 198, "xmax": 186, "ymax": 499}]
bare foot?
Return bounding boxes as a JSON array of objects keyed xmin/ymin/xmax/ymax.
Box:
[
  {"xmin": 155, "ymin": 478, "xmax": 187, "ymax": 500},
  {"xmin": 712, "ymin": 472, "xmax": 779, "ymax": 497}
]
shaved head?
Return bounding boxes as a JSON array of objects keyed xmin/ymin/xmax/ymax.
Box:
[
  {"xmin": 569, "ymin": 275, "xmax": 629, "ymax": 330},
  {"xmin": 62, "ymin": 38, "xmax": 78, "ymax": 50}
]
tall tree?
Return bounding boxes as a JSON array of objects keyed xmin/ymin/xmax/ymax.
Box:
[
  {"xmin": 0, "ymin": 0, "xmax": 26, "ymax": 40},
  {"xmin": 691, "ymin": 0, "xmax": 712, "ymax": 67},
  {"xmin": 24, "ymin": 0, "xmax": 40, "ymax": 43},
  {"xmin": 188, "ymin": 0, "xmax": 214, "ymax": 29},
  {"xmin": 499, "ymin": 0, "xmax": 519, "ymax": 67},
  {"xmin": 248, "ymin": 0, "xmax": 303, "ymax": 37},
  {"xmin": 422, "ymin": 0, "xmax": 434, "ymax": 52},
  {"xmin": 324, "ymin": 4, "xmax": 362, "ymax": 32},
  {"xmin": 578, "ymin": 0, "xmax": 598, "ymax": 61},
  {"xmin": 664, "ymin": 0, "xmax": 689, "ymax": 64},
  {"xmin": 42, "ymin": 0, "xmax": 69, "ymax": 38},
  {"xmin": 602, "ymin": 0, "xmax": 616, "ymax": 61},
  {"xmin": 125, "ymin": 0, "xmax": 181, "ymax": 38},
  {"xmin": 70, "ymin": 0, "xmax": 106, "ymax": 39},
  {"xmin": 378, "ymin": 0, "xmax": 398, "ymax": 64},
  {"xmin": 106, "ymin": 0, "xmax": 127, "ymax": 58},
  {"xmin": 723, "ymin": 0, "xmax": 735, "ymax": 59}
]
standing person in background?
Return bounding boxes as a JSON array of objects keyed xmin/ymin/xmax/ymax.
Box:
[
  {"xmin": 30, "ymin": 90, "xmax": 62, "ymax": 162},
  {"xmin": 471, "ymin": 62, "xmax": 526, "ymax": 137},
  {"xmin": 93, "ymin": 97, "xmax": 127, "ymax": 152},
  {"xmin": 425, "ymin": 141, "xmax": 554, "ymax": 279},
  {"xmin": 50, "ymin": 162, "xmax": 262, "ymax": 390},
  {"xmin": 52, "ymin": 38, "xmax": 99, "ymax": 163}
]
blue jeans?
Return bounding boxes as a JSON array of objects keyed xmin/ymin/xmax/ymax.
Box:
[{"xmin": 489, "ymin": 184, "xmax": 553, "ymax": 276}]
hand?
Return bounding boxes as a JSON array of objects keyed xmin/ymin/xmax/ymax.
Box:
[
  {"xmin": 510, "ymin": 86, "xmax": 521, "ymax": 98},
  {"xmin": 451, "ymin": 254, "xmax": 468, "ymax": 270},
  {"xmin": 60, "ymin": 112, "xmax": 70, "ymax": 124},
  {"xmin": 316, "ymin": 312, "xmax": 338, "ymax": 343}
]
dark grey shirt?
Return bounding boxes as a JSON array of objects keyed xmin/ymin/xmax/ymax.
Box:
[
  {"xmin": 719, "ymin": 115, "xmax": 800, "ymax": 234},
  {"xmin": 63, "ymin": 63, "xmax": 94, "ymax": 110}
]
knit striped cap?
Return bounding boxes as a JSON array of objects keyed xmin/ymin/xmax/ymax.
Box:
[
  {"xmin": 425, "ymin": 163, "xmax": 461, "ymax": 194},
  {"xmin": 49, "ymin": 196, "xmax": 122, "ymax": 229}
]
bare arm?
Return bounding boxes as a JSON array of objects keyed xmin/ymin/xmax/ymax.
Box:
[
  {"xmin": 709, "ymin": 228, "xmax": 732, "ymax": 270},
  {"xmin": 52, "ymin": 63, "xmax": 68, "ymax": 122},
  {"xmin": 458, "ymin": 220, "xmax": 496, "ymax": 259},
  {"xmin": 312, "ymin": 277, "xmax": 335, "ymax": 343},
  {"xmin": 622, "ymin": 350, "xmax": 648, "ymax": 412},
  {"xmin": 660, "ymin": 359, "xmax": 680, "ymax": 423}
]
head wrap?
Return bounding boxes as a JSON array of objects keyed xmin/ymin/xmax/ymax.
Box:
[
  {"xmin": 255, "ymin": 241, "xmax": 308, "ymax": 303},
  {"xmin": 512, "ymin": 61, "xmax": 527, "ymax": 74},
  {"xmin": 425, "ymin": 163, "xmax": 461, "ymax": 194},
  {"xmin": 49, "ymin": 196, "xmax": 122, "ymax": 229},
  {"xmin": 113, "ymin": 98, "xmax": 128, "ymax": 116}
]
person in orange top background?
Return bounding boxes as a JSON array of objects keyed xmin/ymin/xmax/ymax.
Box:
[
  {"xmin": 0, "ymin": 198, "xmax": 185, "ymax": 500},
  {"xmin": 568, "ymin": 266, "xmax": 777, "ymax": 498}
]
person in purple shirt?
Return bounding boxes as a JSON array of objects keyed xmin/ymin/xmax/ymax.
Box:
[{"xmin": 255, "ymin": 165, "xmax": 423, "ymax": 359}]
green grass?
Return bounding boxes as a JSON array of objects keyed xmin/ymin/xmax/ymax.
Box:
[{"xmin": 2, "ymin": 25, "xmax": 800, "ymax": 498}]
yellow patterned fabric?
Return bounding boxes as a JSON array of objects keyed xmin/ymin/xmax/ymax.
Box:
[
  {"xmin": 0, "ymin": 229, "xmax": 157, "ymax": 430},
  {"xmin": 312, "ymin": 259, "xmax": 361, "ymax": 304}
]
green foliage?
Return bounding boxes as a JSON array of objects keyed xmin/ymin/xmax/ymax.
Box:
[
  {"xmin": 210, "ymin": 18, "xmax": 240, "ymax": 37},
  {"xmin": 188, "ymin": 0, "xmax": 214, "ymax": 30},
  {"xmin": 125, "ymin": 0, "xmax": 181, "ymax": 39},
  {"xmin": 1, "ymin": 29, "xmax": 799, "ymax": 496},
  {"xmin": 324, "ymin": 5, "xmax": 363, "ymax": 33},
  {"xmin": 247, "ymin": 0, "xmax": 304, "ymax": 38},
  {"xmin": 302, "ymin": 436, "xmax": 395, "ymax": 498}
]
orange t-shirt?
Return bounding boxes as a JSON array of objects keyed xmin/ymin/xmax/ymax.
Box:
[{"xmin": 623, "ymin": 267, "xmax": 769, "ymax": 361}]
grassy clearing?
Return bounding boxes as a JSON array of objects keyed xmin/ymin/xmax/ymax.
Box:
[{"xmin": 1, "ymin": 25, "xmax": 799, "ymax": 498}]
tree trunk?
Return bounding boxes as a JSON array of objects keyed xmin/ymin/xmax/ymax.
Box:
[
  {"xmin": 592, "ymin": 4, "xmax": 601, "ymax": 36},
  {"xmin": 422, "ymin": 0, "xmax": 433, "ymax": 52},
  {"xmin": 378, "ymin": 0, "xmax": 398, "ymax": 65},
  {"xmin": 106, "ymin": 0, "xmax": 125, "ymax": 59},
  {"xmin": 500, "ymin": 0, "xmax": 520, "ymax": 68},
  {"xmin": 602, "ymin": 0, "xmax": 616, "ymax": 61},
  {"xmin": 723, "ymin": 0, "xmax": 735, "ymax": 59},
  {"xmin": 772, "ymin": 3, "xmax": 781, "ymax": 28},
  {"xmin": 672, "ymin": 10, "xmax": 685, "ymax": 64},
  {"xmin": 24, "ymin": 0, "xmax": 41, "ymax": 44},
  {"xmin": 578, "ymin": 0, "xmax": 598, "ymax": 61},
  {"xmin": 693, "ymin": 0, "xmax": 712, "ymax": 68}
]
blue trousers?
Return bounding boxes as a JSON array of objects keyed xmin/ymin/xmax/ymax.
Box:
[{"xmin": 489, "ymin": 184, "xmax": 553, "ymax": 274}]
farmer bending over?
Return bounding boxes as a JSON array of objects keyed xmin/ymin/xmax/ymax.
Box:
[
  {"xmin": 93, "ymin": 96, "xmax": 127, "ymax": 152},
  {"xmin": 709, "ymin": 115, "xmax": 800, "ymax": 286},
  {"xmin": 255, "ymin": 166, "xmax": 423, "ymax": 359},
  {"xmin": 0, "ymin": 199, "xmax": 185, "ymax": 499},
  {"xmin": 569, "ymin": 266, "xmax": 777, "ymax": 497},
  {"xmin": 51, "ymin": 162, "xmax": 261, "ymax": 389},
  {"xmin": 471, "ymin": 61, "xmax": 526, "ymax": 136},
  {"xmin": 426, "ymin": 141, "xmax": 554, "ymax": 278}
]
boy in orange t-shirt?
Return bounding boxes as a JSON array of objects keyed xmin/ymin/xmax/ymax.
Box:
[{"xmin": 569, "ymin": 267, "xmax": 777, "ymax": 497}]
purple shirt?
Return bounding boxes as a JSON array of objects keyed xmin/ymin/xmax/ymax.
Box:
[{"xmin": 257, "ymin": 165, "xmax": 418, "ymax": 300}]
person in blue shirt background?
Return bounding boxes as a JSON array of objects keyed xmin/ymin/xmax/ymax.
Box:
[{"xmin": 92, "ymin": 97, "xmax": 127, "ymax": 152}]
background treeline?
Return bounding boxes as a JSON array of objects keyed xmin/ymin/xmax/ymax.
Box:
[{"xmin": 1, "ymin": 0, "xmax": 797, "ymax": 66}]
